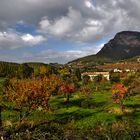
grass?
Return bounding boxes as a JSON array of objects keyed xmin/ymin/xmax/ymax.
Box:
[
  {"xmin": 25, "ymin": 91, "xmax": 140, "ymax": 129},
  {"xmin": 1, "ymin": 77, "xmax": 140, "ymax": 139},
  {"xmin": 0, "ymin": 77, "xmax": 6, "ymax": 92},
  {"xmin": 1, "ymin": 84, "xmax": 140, "ymax": 128}
]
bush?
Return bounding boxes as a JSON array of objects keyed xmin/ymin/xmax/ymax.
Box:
[{"xmin": 4, "ymin": 121, "xmax": 140, "ymax": 140}]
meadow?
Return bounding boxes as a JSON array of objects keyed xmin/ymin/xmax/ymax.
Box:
[{"xmin": 0, "ymin": 76, "xmax": 140, "ymax": 139}]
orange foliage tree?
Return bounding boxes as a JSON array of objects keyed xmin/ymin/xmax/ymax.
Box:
[
  {"xmin": 112, "ymin": 83, "xmax": 128, "ymax": 111},
  {"xmin": 5, "ymin": 75, "xmax": 61, "ymax": 121}
]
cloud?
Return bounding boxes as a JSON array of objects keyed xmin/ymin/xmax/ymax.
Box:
[
  {"xmin": 21, "ymin": 34, "xmax": 46, "ymax": 46},
  {"xmin": 0, "ymin": 0, "xmax": 140, "ymax": 63},
  {"xmin": 18, "ymin": 43, "xmax": 103, "ymax": 64},
  {"xmin": 39, "ymin": 7, "xmax": 84, "ymax": 37},
  {"xmin": 0, "ymin": 0, "xmax": 139, "ymax": 44},
  {"xmin": 38, "ymin": 0, "xmax": 140, "ymax": 43},
  {"xmin": 21, "ymin": 50, "xmax": 86, "ymax": 64},
  {"xmin": 85, "ymin": 0, "xmax": 95, "ymax": 10},
  {"xmin": 0, "ymin": 30, "xmax": 46, "ymax": 49},
  {"xmin": 0, "ymin": 0, "xmax": 86, "ymax": 29},
  {"xmin": 38, "ymin": 6, "xmax": 104, "ymax": 43}
]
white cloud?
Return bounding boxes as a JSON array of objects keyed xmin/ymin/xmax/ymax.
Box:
[
  {"xmin": 0, "ymin": 31, "xmax": 22, "ymax": 49},
  {"xmin": 19, "ymin": 43, "xmax": 104, "ymax": 64},
  {"xmin": 0, "ymin": 0, "xmax": 139, "ymax": 44},
  {"xmin": 39, "ymin": 7, "xmax": 83, "ymax": 37},
  {"xmin": 39, "ymin": 6, "xmax": 103, "ymax": 42},
  {"xmin": 85, "ymin": 0, "xmax": 95, "ymax": 10},
  {"xmin": 21, "ymin": 34, "xmax": 46, "ymax": 45},
  {"xmin": 38, "ymin": 0, "xmax": 140, "ymax": 43},
  {"xmin": 0, "ymin": 30, "xmax": 46, "ymax": 49}
]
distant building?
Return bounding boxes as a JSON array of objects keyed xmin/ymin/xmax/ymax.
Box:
[
  {"xmin": 125, "ymin": 69, "xmax": 130, "ymax": 72},
  {"xmin": 81, "ymin": 72, "xmax": 110, "ymax": 81},
  {"xmin": 113, "ymin": 68, "xmax": 122, "ymax": 73},
  {"xmin": 137, "ymin": 58, "xmax": 140, "ymax": 63}
]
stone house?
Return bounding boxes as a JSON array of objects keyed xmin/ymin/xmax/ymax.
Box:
[{"xmin": 81, "ymin": 72, "xmax": 110, "ymax": 81}]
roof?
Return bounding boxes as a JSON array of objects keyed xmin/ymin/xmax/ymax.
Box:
[{"xmin": 81, "ymin": 72, "xmax": 109, "ymax": 75}]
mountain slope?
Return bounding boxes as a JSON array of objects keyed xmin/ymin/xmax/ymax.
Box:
[
  {"xmin": 97, "ymin": 31, "xmax": 140, "ymax": 60},
  {"xmin": 68, "ymin": 55, "xmax": 112, "ymax": 66},
  {"xmin": 69, "ymin": 31, "xmax": 140, "ymax": 66}
]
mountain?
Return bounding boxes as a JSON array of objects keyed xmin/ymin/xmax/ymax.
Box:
[
  {"xmin": 69, "ymin": 31, "xmax": 140, "ymax": 67},
  {"xmin": 97, "ymin": 31, "xmax": 140, "ymax": 60}
]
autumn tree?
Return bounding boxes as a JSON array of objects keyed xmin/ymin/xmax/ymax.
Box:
[
  {"xmin": 80, "ymin": 83, "xmax": 94, "ymax": 101},
  {"xmin": 39, "ymin": 66, "xmax": 49, "ymax": 76},
  {"xmin": 112, "ymin": 83, "xmax": 128, "ymax": 112},
  {"xmin": 60, "ymin": 80, "xmax": 76, "ymax": 103},
  {"xmin": 5, "ymin": 75, "xmax": 61, "ymax": 121}
]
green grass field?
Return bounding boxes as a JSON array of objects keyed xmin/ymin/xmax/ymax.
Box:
[
  {"xmin": 1, "ymin": 77, "xmax": 140, "ymax": 139},
  {"xmin": 2, "ymin": 90, "xmax": 140, "ymax": 127}
]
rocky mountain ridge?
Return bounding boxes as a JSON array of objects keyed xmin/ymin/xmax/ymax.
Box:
[{"xmin": 69, "ymin": 31, "xmax": 140, "ymax": 66}]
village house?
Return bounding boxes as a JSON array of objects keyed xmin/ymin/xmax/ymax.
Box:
[
  {"xmin": 113, "ymin": 68, "xmax": 122, "ymax": 73},
  {"xmin": 81, "ymin": 72, "xmax": 110, "ymax": 81}
]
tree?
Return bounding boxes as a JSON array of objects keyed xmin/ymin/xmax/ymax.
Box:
[
  {"xmin": 0, "ymin": 78, "xmax": 10, "ymax": 127},
  {"xmin": 82, "ymin": 75, "xmax": 90, "ymax": 85},
  {"xmin": 58, "ymin": 66, "xmax": 71, "ymax": 80},
  {"xmin": 112, "ymin": 83, "xmax": 128, "ymax": 112},
  {"xmin": 5, "ymin": 75, "xmax": 61, "ymax": 121},
  {"xmin": 94, "ymin": 74, "xmax": 103, "ymax": 91},
  {"xmin": 80, "ymin": 84, "xmax": 93, "ymax": 108},
  {"xmin": 110, "ymin": 73, "xmax": 120, "ymax": 84},
  {"xmin": 17, "ymin": 64, "xmax": 34, "ymax": 79},
  {"xmin": 0, "ymin": 96, "xmax": 2, "ymax": 127},
  {"xmin": 60, "ymin": 81, "xmax": 76, "ymax": 103},
  {"xmin": 74, "ymin": 68, "xmax": 81, "ymax": 81},
  {"xmin": 123, "ymin": 72, "xmax": 140, "ymax": 96},
  {"xmin": 80, "ymin": 83, "xmax": 93, "ymax": 98}
]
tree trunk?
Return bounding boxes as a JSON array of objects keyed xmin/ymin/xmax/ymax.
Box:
[
  {"xmin": 96, "ymin": 86, "xmax": 98, "ymax": 91},
  {"xmin": 66, "ymin": 94, "xmax": 70, "ymax": 103},
  {"xmin": 19, "ymin": 110, "xmax": 23, "ymax": 122},
  {"xmin": 0, "ymin": 106, "xmax": 2, "ymax": 127},
  {"xmin": 120, "ymin": 102, "xmax": 125, "ymax": 113}
]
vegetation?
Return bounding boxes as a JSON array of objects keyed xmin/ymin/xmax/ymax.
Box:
[
  {"xmin": 112, "ymin": 83, "xmax": 128, "ymax": 112},
  {"xmin": 0, "ymin": 61, "xmax": 140, "ymax": 139},
  {"xmin": 5, "ymin": 75, "xmax": 61, "ymax": 121}
]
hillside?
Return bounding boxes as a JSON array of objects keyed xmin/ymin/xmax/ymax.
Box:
[
  {"xmin": 68, "ymin": 55, "xmax": 113, "ymax": 68},
  {"xmin": 69, "ymin": 31, "xmax": 140, "ymax": 67},
  {"xmin": 97, "ymin": 31, "xmax": 140, "ymax": 60}
]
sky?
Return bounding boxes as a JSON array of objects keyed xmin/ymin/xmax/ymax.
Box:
[{"xmin": 0, "ymin": 0, "xmax": 140, "ymax": 64}]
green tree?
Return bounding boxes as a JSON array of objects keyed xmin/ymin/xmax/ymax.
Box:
[
  {"xmin": 74, "ymin": 68, "xmax": 81, "ymax": 81},
  {"xmin": 94, "ymin": 74, "xmax": 103, "ymax": 91},
  {"xmin": 58, "ymin": 66, "xmax": 71, "ymax": 80},
  {"xmin": 123, "ymin": 72, "xmax": 140, "ymax": 96},
  {"xmin": 17, "ymin": 64, "xmax": 34, "ymax": 78},
  {"xmin": 110, "ymin": 73, "xmax": 120, "ymax": 84},
  {"xmin": 82, "ymin": 75, "xmax": 90, "ymax": 85}
]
